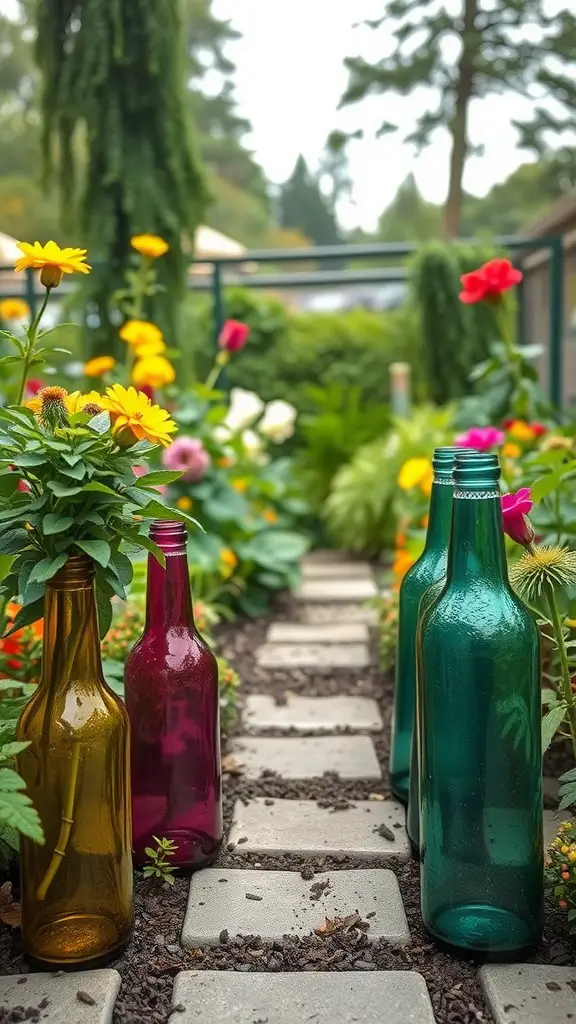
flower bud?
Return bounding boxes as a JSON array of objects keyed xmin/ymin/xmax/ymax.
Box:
[{"xmin": 40, "ymin": 264, "xmax": 63, "ymax": 288}]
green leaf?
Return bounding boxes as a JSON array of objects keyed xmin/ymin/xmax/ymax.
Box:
[
  {"xmin": 0, "ymin": 556, "xmax": 14, "ymax": 586},
  {"xmin": 541, "ymin": 704, "xmax": 566, "ymax": 752},
  {"xmin": 134, "ymin": 470, "xmax": 182, "ymax": 488},
  {"xmin": 0, "ymin": 741, "xmax": 30, "ymax": 759},
  {"xmin": 532, "ymin": 470, "xmax": 566, "ymax": 502},
  {"xmin": 0, "ymin": 529, "xmax": 31, "ymax": 555},
  {"xmin": 47, "ymin": 480, "xmax": 83, "ymax": 498},
  {"xmin": 0, "ymin": 770, "xmax": 44, "ymax": 843},
  {"xmin": 13, "ymin": 453, "xmax": 46, "ymax": 468},
  {"xmin": 138, "ymin": 499, "xmax": 202, "ymax": 531},
  {"xmin": 60, "ymin": 461, "xmax": 87, "ymax": 481},
  {"xmin": 238, "ymin": 530, "xmax": 309, "ymax": 570},
  {"xmin": 75, "ymin": 540, "xmax": 111, "ymax": 568},
  {"xmin": 94, "ymin": 574, "xmax": 114, "ymax": 639},
  {"xmin": 81, "ymin": 481, "xmax": 119, "ymax": 497},
  {"xmin": 3, "ymin": 598, "xmax": 44, "ymax": 637},
  {"xmin": 29, "ymin": 553, "xmax": 68, "ymax": 585},
  {"xmin": 43, "ymin": 514, "xmax": 75, "ymax": 536},
  {"xmin": 109, "ymin": 551, "xmax": 134, "ymax": 587}
]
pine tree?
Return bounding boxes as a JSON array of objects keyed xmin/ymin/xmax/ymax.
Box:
[
  {"xmin": 279, "ymin": 156, "xmax": 342, "ymax": 247},
  {"xmin": 37, "ymin": 0, "xmax": 209, "ymax": 354},
  {"xmin": 377, "ymin": 175, "xmax": 442, "ymax": 242},
  {"xmin": 339, "ymin": 0, "xmax": 576, "ymax": 237}
]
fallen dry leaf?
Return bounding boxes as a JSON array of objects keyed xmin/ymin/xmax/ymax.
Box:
[
  {"xmin": 314, "ymin": 912, "xmax": 362, "ymax": 937},
  {"xmin": 0, "ymin": 882, "xmax": 20, "ymax": 929},
  {"xmin": 221, "ymin": 754, "xmax": 245, "ymax": 776}
]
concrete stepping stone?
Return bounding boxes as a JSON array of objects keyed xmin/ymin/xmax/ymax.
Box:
[
  {"xmin": 480, "ymin": 964, "xmax": 576, "ymax": 1023},
  {"xmin": 301, "ymin": 562, "xmax": 374, "ymax": 580},
  {"xmin": 228, "ymin": 735, "xmax": 382, "ymax": 780},
  {"xmin": 296, "ymin": 579, "xmax": 378, "ymax": 603},
  {"xmin": 255, "ymin": 642, "xmax": 370, "ymax": 671},
  {"xmin": 181, "ymin": 868, "xmax": 410, "ymax": 947},
  {"xmin": 266, "ymin": 621, "xmax": 369, "ymax": 644},
  {"xmin": 242, "ymin": 695, "xmax": 383, "ymax": 734},
  {"xmin": 228, "ymin": 798, "xmax": 409, "ymax": 860},
  {"xmin": 301, "ymin": 603, "xmax": 378, "ymax": 626},
  {"xmin": 302, "ymin": 549, "xmax": 352, "ymax": 565},
  {"xmin": 0, "ymin": 969, "xmax": 120, "ymax": 1024},
  {"xmin": 170, "ymin": 969, "xmax": 435, "ymax": 1023}
]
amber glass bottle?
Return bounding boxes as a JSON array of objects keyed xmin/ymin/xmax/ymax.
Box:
[{"xmin": 17, "ymin": 556, "xmax": 133, "ymax": 967}]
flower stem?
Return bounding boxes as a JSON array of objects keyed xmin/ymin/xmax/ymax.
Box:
[
  {"xmin": 16, "ymin": 288, "xmax": 51, "ymax": 404},
  {"xmin": 205, "ymin": 352, "xmax": 228, "ymax": 392},
  {"xmin": 36, "ymin": 739, "xmax": 81, "ymax": 902},
  {"xmin": 495, "ymin": 302, "xmax": 522, "ymax": 395},
  {"xmin": 544, "ymin": 579, "xmax": 576, "ymax": 761}
]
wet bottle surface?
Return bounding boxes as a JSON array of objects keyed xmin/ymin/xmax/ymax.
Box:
[
  {"xmin": 389, "ymin": 447, "xmax": 470, "ymax": 804},
  {"xmin": 125, "ymin": 521, "xmax": 222, "ymax": 869},
  {"xmin": 419, "ymin": 454, "xmax": 543, "ymax": 958},
  {"xmin": 17, "ymin": 556, "xmax": 133, "ymax": 967}
]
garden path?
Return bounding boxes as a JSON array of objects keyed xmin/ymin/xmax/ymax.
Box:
[{"xmin": 1, "ymin": 551, "xmax": 574, "ymax": 1023}]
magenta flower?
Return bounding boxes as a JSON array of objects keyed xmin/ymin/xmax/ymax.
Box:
[
  {"xmin": 218, "ymin": 319, "xmax": 250, "ymax": 353},
  {"xmin": 162, "ymin": 436, "xmax": 210, "ymax": 482},
  {"xmin": 455, "ymin": 426, "xmax": 505, "ymax": 451},
  {"xmin": 501, "ymin": 488, "xmax": 535, "ymax": 548}
]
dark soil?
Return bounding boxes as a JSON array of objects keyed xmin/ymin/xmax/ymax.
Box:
[{"xmin": 0, "ymin": 597, "xmax": 574, "ymax": 1024}]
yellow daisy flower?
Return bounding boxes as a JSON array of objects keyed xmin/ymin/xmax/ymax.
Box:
[
  {"xmin": 134, "ymin": 339, "xmax": 166, "ymax": 358},
  {"xmin": 119, "ymin": 319, "xmax": 164, "ymax": 349},
  {"xmin": 101, "ymin": 384, "xmax": 177, "ymax": 448},
  {"xmin": 84, "ymin": 355, "xmax": 116, "ymax": 377},
  {"xmin": 130, "ymin": 234, "xmax": 169, "ymax": 259},
  {"xmin": 132, "ymin": 355, "xmax": 175, "ymax": 389},
  {"xmin": 15, "ymin": 240, "xmax": 91, "ymax": 288},
  {"xmin": 0, "ymin": 297, "xmax": 29, "ymax": 321},
  {"xmin": 397, "ymin": 457, "xmax": 432, "ymax": 491},
  {"xmin": 65, "ymin": 390, "xmax": 104, "ymax": 414}
]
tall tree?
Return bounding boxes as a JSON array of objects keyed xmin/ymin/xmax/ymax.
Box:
[
  {"xmin": 338, "ymin": 1, "xmax": 576, "ymax": 237},
  {"xmin": 377, "ymin": 174, "xmax": 442, "ymax": 242},
  {"xmin": 37, "ymin": 0, "xmax": 209, "ymax": 354},
  {"xmin": 279, "ymin": 156, "xmax": 342, "ymax": 247}
]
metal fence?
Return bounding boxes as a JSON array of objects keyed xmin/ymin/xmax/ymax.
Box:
[{"xmin": 0, "ymin": 234, "xmax": 565, "ymax": 405}]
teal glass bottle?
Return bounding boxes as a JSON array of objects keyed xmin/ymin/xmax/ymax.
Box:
[
  {"xmin": 419, "ymin": 452, "xmax": 543, "ymax": 958},
  {"xmin": 407, "ymin": 452, "xmax": 493, "ymax": 855},
  {"xmin": 390, "ymin": 447, "xmax": 470, "ymax": 804}
]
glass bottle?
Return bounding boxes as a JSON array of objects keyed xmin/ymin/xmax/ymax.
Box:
[
  {"xmin": 407, "ymin": 451, "xmax": 492, "ymax": 854},
  {"xmin": 17, "ymin": 555, "xmax": 133, "ymax": 968},
  {"xmin": 390, "ymin": 447, "xmax": 471, "ymax": 804},
  {"xmin": 124, "ymin": 521, "xmax": 222, "ymax": 869},
  {"xmin": 419, "ymin": 452, "xmax": 543, "ymax": 958}
]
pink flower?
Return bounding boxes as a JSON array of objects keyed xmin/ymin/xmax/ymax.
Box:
[
  {"xmin": 218, "ymin": 319, "xmax": 250, "ymax": 353},
  {"xmin": 455, "ymin": 426, "xmax": 505, "ymax": 451},
  {"xmin": 162, "ymin": 436, "xmax": 210, "ymax": 482},
  {"xmin": 501, "ymin": 488, "xmax": 535, "ymax": 547}
]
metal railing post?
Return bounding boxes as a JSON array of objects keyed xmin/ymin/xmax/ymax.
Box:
[
  {"xmin": 212, "ymin": 261, "xmax": 224, "ymax": 346},
  {"xmin": 549, "ymin": 238, "xmax": 564, "ymax": 408}
]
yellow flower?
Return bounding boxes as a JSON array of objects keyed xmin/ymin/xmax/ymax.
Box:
[
  {"xmin": 397, "ymin": 457, "xmax": 432, "ymax": 492},
  {"xmin": 231, "ymin": 478, "xmax": 248, "ymax": 493},
  {"xmin": 502, "ymin": 442, "xmax": 521, "ymax": 459},
  {"xmin": 177, "ymin": 496, "xmax": 193, "ymax": 511},
  {"xmin": 14, "ymin": 240, "xmax": 91, "ymax": 288},
  {"xmin": 130, "ymin": 234, "xmax": 169, "ymax": 259},
  {"xmin": 84, "ymin": 355, "xmax": 116, "ymax": 377},
  {"xmin": 420, "ymin": 466, "xmax": 433, "ymax": 498},
  {"xmin": 262, "ymin": 508, "xmax": 279, "ymax": 523},
  {"xmin": 101, "ymin": 384, "xmax": 177, "ymax": 447},
  {"xmin": 0, "ymin": 298, "xmax": 29, "ymax": 321},
  {"xmin": 132, "ymin": 355, "xmax": 175, "ymax": 389},
  {"xmin": 219, "ymin": 547, "xmax": 238, "ymax": 578},
  {"xmin": 508, "ymin": 420, "xmax": 536, "ymax": 442},
  {"xmin": 120, "ymin": 319, "xmax": 164, "ymax": 349},
  {"xmin": 134, "ymin": 339, "xmax": 166, "ymax": 358},
  {"xmin": 65, "ymin": 390, "xmax": 103, "ymax": 414}
]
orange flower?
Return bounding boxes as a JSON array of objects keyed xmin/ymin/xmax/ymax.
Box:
[
  {"xmin": 395, "ymin": 532, "xmax": 406, "ymax": 548},
  {"xmin": 508, "ymin": 419, "xmax": 536, "ymax": 442},
  {"xmin": 231, "ymin": 478, "xmax": 248, "ymax": 493},
  {"xmin": 502, "ymin": 442, "xmax": 521, "ymax": 459},
  {"xmin": 420, "ymin": 515, "xmax": 429, "ymax": 529},
  {"xmin": 393, "ymin": 550, "xmax": 415, "ymax": 581},
  {"xmin": 262, "ymin": 508, "xmax": 279, "ymax": 523}
]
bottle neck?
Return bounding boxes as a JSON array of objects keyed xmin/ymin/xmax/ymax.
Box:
[
  {"xmin": 446, "ymin": 488, "xmax": 508, "ymax": 585},
  {"xmin": 145, "ymin": 550, "xmax": 195, "ymax": 629},
  {"xmin": 41, "ymin": 560, "xmax": 102, "ymax": 691},
  {"xmin": 423, "ymin": 479, "xmax": 454, "ymax": 553}
]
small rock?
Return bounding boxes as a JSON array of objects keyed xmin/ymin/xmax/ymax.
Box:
[
  {"xmin": 155, "ymin": 934, "xmax": 165, "ymax": 946},
  {"xmin": 355, "ymin": 960, "xmax": 373, "ymax": 970},
  {"xmin": 166, "ymin": 944, "xmax": 180, "ymax": 954},
  {"xmin": 300, "ymin": 864, "xmax": 315, "ymax": 881},
  {"xmin": 246, "ymin": 893, "xmax": 263, "ymax": 901},
  {"xmin": 546, "ymin": 982, "xmax": 561, "ymax": 992},
  {"xmin": 76, "ymin": 991, "xmax": 96, "ymax": 1006},
  {"xmin": 235, "ymin": 964, "xmax": 251, "ymax": 972},
  {"xmin": 172, "ymin": 1005, "xmax": 186, "ymax": 1014},
  {"xmin": 264, "ymin": 799, "xmax": 275, "ymax": 807},
  {"xmin": 373, "ymin": 823, "xmax": 396, "ymax": 842},
  {"xmin": 237, "ymin": 837, "xmax": 248, "ymax": 845},
  {"xmin": 219, "ymin": 929, "xmax": 229, "ymax": 944}
]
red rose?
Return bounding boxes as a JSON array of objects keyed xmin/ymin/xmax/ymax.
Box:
[
  {"xmin": 460, "ymin": 259, "xmax": 523, "ymax": 304},
  {"xmin": 530, "ymin": 422, "xmax": 547, "ymax": 437},
  {"xmin": 218, "ymin": 319, "xmax": 250, "ymax": 353}
]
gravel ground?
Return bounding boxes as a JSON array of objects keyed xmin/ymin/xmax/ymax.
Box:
[{"xmin": 0, "ymin": 599, "xmax": 574, "ymax": 1024}]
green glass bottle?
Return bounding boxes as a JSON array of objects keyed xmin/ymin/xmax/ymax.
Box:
[
  {"xmin": 390, "ymin": 447, "xmax": 470, "ymax": 804},
  {"xmin": 407, "ymin": 452, "xmax": 494, "ymax": 855},
  {"xmin": 419, "ymin": 452, "xmax": 543, "ymax": 958}
]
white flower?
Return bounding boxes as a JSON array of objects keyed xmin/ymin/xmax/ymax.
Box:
[
  {"xmin": 224, "ymin": 388, "xmax": 265, "ymax": 433},
  {"xmin": 242, "ymin": 429, "xmax": 269, "ymax": 464},
  {"xmin": 258, "ymin": 399, "xmax": 297, "ymax": 443},
  {"xmin": 212, "ymin": 424, "xmax": 232, "ymax": 445}
]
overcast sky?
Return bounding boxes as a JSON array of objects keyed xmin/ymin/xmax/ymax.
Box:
[{"xmin": 214, "ymin": 0, "xmax": 572, "ymax": 229}]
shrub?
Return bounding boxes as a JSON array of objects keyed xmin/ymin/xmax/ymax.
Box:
[{"xmin": 545, "ymin": 818, "xmax": 576, "ymax": 935}]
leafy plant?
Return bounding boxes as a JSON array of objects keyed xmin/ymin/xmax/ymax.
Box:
[
  {"xmin": 373, "ymin": 589, "xmax": 399, "ymax": 674},
  {"xmin": 545, "ymin": 819, "xmax": 576, "ymax": 934},
  {"xmin": 142, "ymin": 835, "xmax": 179, "ymax": 884},
  {"xmin": 0, "ymin": 681, "xmax": 43, "ymax": 868}
]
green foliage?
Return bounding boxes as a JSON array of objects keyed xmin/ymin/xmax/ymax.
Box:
[
  {"xmin": 411, "ymin": 243, "xmax": 509, "ymax": 406},
  {"xmin": 279, "ymin": 155, "xmax": 341, "ymax": 247},
  {"xmin": 0, "ymin": 681, "xmax": 43, "ymax": 868},
  {"xmin": 143, "ymin": 835, "xmax": 178, "ymax": 884},
  {"xmin": 324, "ymin": 405, "xmax": 454, "ymax": 554},
  {"xmin": 216, "ymin": 655, "xmax": 240, "ymax": 736},
  {"xmin": 373, "ymin": 589, "xmax": 399, "ymax": 673},
  {"xmin": 545, "ymin": 818, "xmax": 576, "ymax": 933},
  {"xmin": 378, "ymin": 174, "xmax": 442, "ymax": 243},
  {"xmin": 37, "ymin": 0, "xmax": 209, "ymax": 355}
]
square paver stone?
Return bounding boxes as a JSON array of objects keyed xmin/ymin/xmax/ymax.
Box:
[
  {"xmin": 302, "ymin": 549, "xmax": 353, "ymax": 565},
  {"xmin": 0, "ymin": 970, "xmax": 120, "ymax": 1024},
  {"xmin": 296, "ymin": 579, "xmax": 378, "ymax": 603},
  {"xmin": 228, "ymin": 798, "xmax": 409, "ymax": 860},
  {"xmin": 301, "ymin": 603, "xmax": 378, "ymax": 626},
  {"xmin": 242, "ymin": 695, "xmax": 383, "ymax": 734},
  {"xmin": 266, "ymin": 621, "xmax": 369, "ymax": 644},
  {"xmin": 228, "ymin": 735, "xmax": 382, "ymax": 780},
  {"xmin": 255, "ymin": 642, "xmax": 371, "ymax": 671},
  {"xmin": 170, "ymin": 970, "xmax": 435, "ymax": 1023},
  {"xmin": 301, "ymin": 562, "xmax": 374, "ymax": 580},
  {"xmin": 480, "ymin": 964, "xmax": 576, "ymax": 1023},
  {"xmin": 181, "ymin": 868, "xmax": 410, "ymax": 947}
]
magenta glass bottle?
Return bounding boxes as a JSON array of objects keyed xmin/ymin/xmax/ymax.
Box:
[{"xmin": 124, "ymin": 521, "xmax": 222, "ymax": 869}]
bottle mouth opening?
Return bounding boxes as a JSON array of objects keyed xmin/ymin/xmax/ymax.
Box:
[
  {"xmin": 149, "ymin": 519, "xmax": 187, "ymax": 552},
  {"xmin": 49, "ymin": 553, "xmax": 96, "ymax": 587},
  {"xmin": 432, "ymin": 445, "xmax": 476, "ymax": 476},
  {"xmin": 453, "ymin": 451, "xmax": 501, "ymax": 488}
]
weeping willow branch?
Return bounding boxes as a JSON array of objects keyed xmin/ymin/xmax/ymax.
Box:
[{"xmin": 36, "ymin": 0, "xmax": 209, "ymax": 357}]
